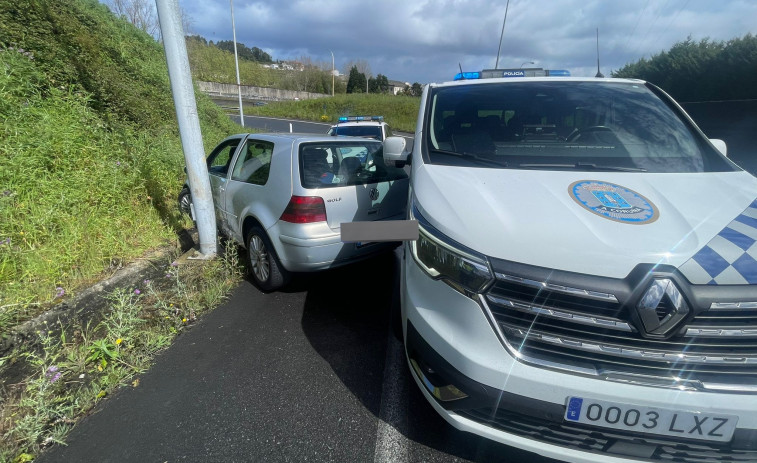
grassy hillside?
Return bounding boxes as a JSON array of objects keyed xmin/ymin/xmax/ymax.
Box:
[
  {"xmin": 0, "ymin": 0, "xmax": 239, "ymax": 325},
  {"xmin": 245, "ymin": 93, "xmax": 422, "ymax": 133}
]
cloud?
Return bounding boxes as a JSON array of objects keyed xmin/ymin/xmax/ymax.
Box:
[{"xmin": 181, "ymin": 0, "xmax": 757, "ymax": 83}]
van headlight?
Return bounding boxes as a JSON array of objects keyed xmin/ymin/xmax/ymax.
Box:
[{"xmin": 410, "ymin": 203, "xmax": 493, "ymax": 296}]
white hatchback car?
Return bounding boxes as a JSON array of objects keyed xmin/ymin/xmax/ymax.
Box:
[{"xmin": 180, "ymin": 133, "xmax": 409, "ymax": 290}]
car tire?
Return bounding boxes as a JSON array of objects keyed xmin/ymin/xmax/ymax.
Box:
[
  {"xmin": 246, "ymin": 226, "xmax": 289, "ymax": 291},
  {"xmin": 178, "ymin": 187, "xmax": 192, "ymax": 217}
]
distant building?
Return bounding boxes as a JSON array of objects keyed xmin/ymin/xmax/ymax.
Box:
[{"xmin": 388, "ymin": 79, "xmax": 410, "ymax": 95}]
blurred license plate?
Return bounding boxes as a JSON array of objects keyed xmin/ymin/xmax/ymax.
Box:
[{"xmin": 565, "ymin": 397, "xmax": 738, "ymax": 442}]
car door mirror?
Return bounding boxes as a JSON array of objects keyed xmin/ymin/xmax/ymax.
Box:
[
  {"xmin": 710, "ymin": 139, "xmax": 727, "ymax": 157},
  {"xmin": 383, "ymin": 136, "xmax": 410, "ymax": 167}
]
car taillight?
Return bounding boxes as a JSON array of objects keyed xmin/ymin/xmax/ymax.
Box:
[{"xmin": 280, "ymin": 196, "xmax": 327, "ymax": 223}]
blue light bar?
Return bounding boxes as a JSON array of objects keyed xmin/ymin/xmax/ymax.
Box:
[
  {"xmin": 453, "ymin": 71, "xmax": 481, "ymax": 81},
  {"xmin": 546, "ymin": 69, "xmax": 571, "ymax": 77},
  {"xmin": 337, "ymin": 116, "xmax": 384, "ymax": 123}
]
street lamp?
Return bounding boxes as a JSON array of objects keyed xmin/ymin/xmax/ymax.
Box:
[
  {"xmin": 230, "ymin": 0, "xmax": 244, "ymax": 127},
  {"xmin": 520, "ymin": 61, "xmax": 535, "ymax": 68},
  {"xmin": 330, "ymin": 50, "xmax": 334, "ymax": 96}
]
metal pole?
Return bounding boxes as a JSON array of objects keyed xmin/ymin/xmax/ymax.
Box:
[
  {"xmin": 230, "ymin": 0, "xmax": 244, "ymax": 126},
  {"xmin": 156, "ymin": 0, "xmax": 217, "ymax": 257},
  {"xmin": 494, "ymin": 0, "xmax": 510, "ymax": 69},
  {"xmin": 330, "ymin": 50, "xmax": 335, "ymax": 96}
]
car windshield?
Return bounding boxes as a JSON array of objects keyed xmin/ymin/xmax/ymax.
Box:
[
  {"xmin": 331, "ymin": 125, "xmax": 382, "ymax": 140},
  {"xmin": 299, "ymin": 141, "xmax": 407, "ymax": 189},
  {"xmin": 425, "ymin": 81, "xmax": 736, "ymax": 173}
]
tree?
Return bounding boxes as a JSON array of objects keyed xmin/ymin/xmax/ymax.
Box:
[
  {"xmin": 369, "ymin": 74, "xmax": 390, "ymax": 93},
  {"xmin": 346, "ymin": 66, "xmax": 366, "ymax": 94},
  {"xmin": 345, "ymin": 59, "xmax": 371, "ymax": 93},
  {"xmin": 612, "ymin": 34, "xmax": 757, "ymax": 102},
  {"xmin": 215, "ymin": 40, "xmax": 272, "ymax": 63},
  {"xmin": 107, "ymin": 0, "xmax": 191, "ymax": 37}
]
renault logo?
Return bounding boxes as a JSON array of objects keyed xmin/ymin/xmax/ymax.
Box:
[
  {"xmin": 636, "ymin": 279, "xmax": 689, "ymax": 336},
  {"xmin": 369, "ymin": 188, "xmax": 380, "ymax": 201}
]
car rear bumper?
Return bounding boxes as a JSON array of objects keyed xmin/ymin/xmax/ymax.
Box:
[{"xmin": 271, "ymin": 221, "xmax": 398, "ymax": 272}]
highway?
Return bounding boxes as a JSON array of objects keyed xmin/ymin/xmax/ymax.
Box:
[{"xmin": 229, "ymin": 114, "xmax": 416, "ymax": 145}]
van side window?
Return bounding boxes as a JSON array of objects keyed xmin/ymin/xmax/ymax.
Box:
[{"xmin": 231, "ymin": 140, "xmax": 273, "ymax": 185}]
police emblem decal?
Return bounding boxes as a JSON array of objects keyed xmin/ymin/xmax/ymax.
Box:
[{"xmin": 569, "ymin": 180, "xmax": 659, "ymax": 224}]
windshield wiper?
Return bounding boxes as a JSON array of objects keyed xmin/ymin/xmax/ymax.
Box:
[
  {"xmin": 430, "ymin": 149, "xmax": 507, "ymax": 167},
  {"xmin": 517, "ymin": 162, "xmax": 647, "ymax": 172}
]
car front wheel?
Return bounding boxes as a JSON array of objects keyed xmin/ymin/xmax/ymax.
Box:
[{"xmin": 246, "ymin": 226, "xmax": 289, "ymax": 291}]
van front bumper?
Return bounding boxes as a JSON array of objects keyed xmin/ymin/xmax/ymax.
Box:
[{"xmin": 403, "ymin": 256, "xmax": 757, "ymax": 463}]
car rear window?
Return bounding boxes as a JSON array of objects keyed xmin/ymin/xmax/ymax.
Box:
[
  {"xmin": 299, "ymin": 141, "xmax": 408, "ymax": 189},
  {"xmin": 331, "ymin": 125, "xmax": 383, "ymax": 140}
]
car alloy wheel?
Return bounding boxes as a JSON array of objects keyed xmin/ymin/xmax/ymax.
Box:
[
  {"xmin": 249, "ymin": 235, "xmax": 270, "ymax": 283},
  {"xmin": 245, "ymin": 226, "xmax": 289, "ymax": 291}
]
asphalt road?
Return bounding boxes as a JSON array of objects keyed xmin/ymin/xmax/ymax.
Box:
[
  {"xmin": 37, "ymin": 249, "xmax": 557, "ymax": 463},
  {"xmin": 230, "ymin": 114, "xmax": 416, "ymax": 145}
]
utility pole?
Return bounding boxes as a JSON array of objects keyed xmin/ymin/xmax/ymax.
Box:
[
  {"xmin": 155, "ymin": 0, "xmax": 217, "ymax": 257},
  {"xmin": 230, "ymin": 0, "xmax": 244, "ymax": 126},
  {"xmin": 330, "ymin": 50, "xmax": 335, "ymax": 96}
]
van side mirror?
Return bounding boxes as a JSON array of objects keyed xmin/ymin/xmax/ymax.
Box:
[
  {"xmin": 710, "ymin": 139, "xmax": 727, "ymax": 157},
  {"xmin": 383, "ymin": 136, "xmax": 409, "ymax": 167}
]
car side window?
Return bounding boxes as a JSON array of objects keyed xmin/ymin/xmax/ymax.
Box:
[
  {"xmin": 385, "ymin": 125, "xmax": 393, "ymax": 137},
  {"xmin": 231, "ymin": 140, "xmax": 273, "ymax": 185},
  {"xmin": 207, "ymin": 139, "xmax": 240, "ymax": 176}
]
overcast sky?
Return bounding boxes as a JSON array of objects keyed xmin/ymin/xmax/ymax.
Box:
[{"xmin": 179, "ymin": 0, "xmax": 757, "ymax": 84}]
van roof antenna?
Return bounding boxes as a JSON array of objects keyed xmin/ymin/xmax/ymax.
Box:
[
  {"xmin": 458, "ymin": 62, "xmax": 465, "ymax": 80},
  {"xmin": 595, "ymin": 28, "xmax": 604, "ymax": 78}
]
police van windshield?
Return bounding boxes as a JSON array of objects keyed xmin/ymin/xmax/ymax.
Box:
[{"xmin": 425, "ymin": 81, "xmax": 736, "ymax": 173}]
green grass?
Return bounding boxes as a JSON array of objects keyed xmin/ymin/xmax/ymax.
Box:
[
  {"xmin": 1, "ymin": 246, "xmax": 244, "ymax": 462},
  {"xmin": 244, "ymin": 93, "xmax": 421, "ymax": 133},
  {"xmin": 0, "ymin": 0, "xmax": 240, "ymax": 327}
]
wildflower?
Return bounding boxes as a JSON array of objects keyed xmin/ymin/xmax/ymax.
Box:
[
  {"xmin": 19, "ymin": 231, "xmax": 24, "ymax": 235},
  {"xmin": 182, "ymin": 318, "xmax": 187, "ymax": 323},
  {"xmin": 0, "ymin": 237, "xmax": 9, "ymax": 245},
  {"xmin": 134, "ymin": 289, "xmax": 141, "ymax": 295},
  {"xmin": 55, "ymin": 287, "xmax": 65, "ymax": 298},
  {"xmin": 165, "ymin": 273, "xmax": 173, "ymax": 278},
  {"xmin": 171, "ymin": 261, "xmax": 178, "ymax": 267},
  {"xmin": 115, "ymin": 338, "xmax": 122, "ymax": 345},
  {"xmin": 45, "ymin": 365, "xmax": 62, "ymax": 383},
  {"xmin": 2, "ymin": 190, "xmax": 11, "ymax": 196},
  {"xmin": 116, "ymin": 161, "xmax": 121, "ymax": 166},
  {"xmin": 143, "ymin": 279, "xmax": 151, "ymax": 285}
]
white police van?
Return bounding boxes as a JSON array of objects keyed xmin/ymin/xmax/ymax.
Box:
[{"xmin": 382, "ymin": 68, "xmax": 757, "ymax": 462}]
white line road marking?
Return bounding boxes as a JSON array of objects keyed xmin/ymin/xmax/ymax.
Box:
[{"xmin": 374, "ymin": 333, "xmax": 409, "ymax": 463}]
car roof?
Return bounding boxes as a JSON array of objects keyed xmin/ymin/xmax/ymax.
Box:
[
  {"xmin": 227, "ymin": 132, "xmax": 383, "ymax": 144},
  {"xmin": 329, "ymin": 121, "xmax": 386, "ymax": 128},
  {"xmin": 428, "ymin": 76, "xmax": 648, "ymax": 88}
]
